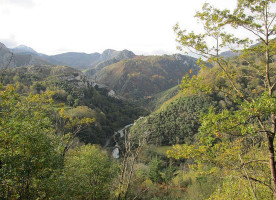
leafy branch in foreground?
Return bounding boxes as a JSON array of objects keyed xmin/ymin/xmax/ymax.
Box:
[
  {"xmin": 169, "ymin": 0, "xmax": 276, "ymax": 199},
  {"xmin": 0, "ymin": 84, "xmax": 95, "ymax": 199}
]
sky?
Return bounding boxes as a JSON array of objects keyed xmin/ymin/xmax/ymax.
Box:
[{"xmin": 0, "ymin": 0, "xmax": 237, "ymax": 55}]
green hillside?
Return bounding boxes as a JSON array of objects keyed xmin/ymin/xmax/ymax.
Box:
[
  {"xmin": 91, "ymin": 54, "xmax": 200, "ymax": 100},
  {"xmin": 142, "ymin": 85, "xmax": 180, "ymax": 111},
  {"xmin": 130, "ymin": 93, "xmax": 219, "ymax": 145},
  {"xmin": 1, "ymin": 1, "xmax": 276, "ymax": 200},
  {"xmin": 2, "ymin": 65, "xmax": 147, "ymax": 145}
]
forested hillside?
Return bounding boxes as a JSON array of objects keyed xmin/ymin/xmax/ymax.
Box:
[
  {"xmin": 90, "ymin": 54, "xmax": 200, "ymax": 100},
  {"xmin": 130, "ymin": 94, "xmax": 219, "ymax": 145},
  {"xmin": 0, "ymin": 0, "xmax": 275, "ymax": 199},
  {"xmin": 1, "ymin": 65, "xmax": 146, "ymax": 145}
]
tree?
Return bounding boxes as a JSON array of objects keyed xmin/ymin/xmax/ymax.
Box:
[
  {"xmin": 56, "ymin": 106, "xmax": 95, "ymax": 160},
  {"xmin": 116, "ymin": 130, "xmax": 148, "ymax": 200},
  {"xmin": 0, "ymin": 86, "xmax": 63, "ymax": 199},
  {"xmin": 148, "ymin": 157, "xmax": 163, "ymax": 184},
  {"xmin": 61, "ymin": 144, "xmax": 116, "ymax": 200},
  {"xmin": 168, "ymin": 0, "xmax": 276, "ymax": 198},
  {"xmin": 0, "ymin": 85, "xmax": 95, "ymax": 199}
]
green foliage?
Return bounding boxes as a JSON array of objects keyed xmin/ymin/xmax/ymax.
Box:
[
  {"xmin": 131, "ymin": 94, "xmax": 219, "ymax": 145},
  {"xmin": 148, "ymin": 157, "xmax": 163, "ymax": 183},
  {"xmin": 209, "ymin": 177, "xmax": 272, "ymax": 200},
  {"xmin": 2, "ymin": 65, "xmax": 147, "ymax": 145},
  {"xmin": 0, "ymin": 85, "xmax": 117, "ymax": 199},
  {"xmin": 61, "ymin": 145, "xmax": 117, "ymax": 200},
  {"xmin": 0, "ymin": 85, "xmax": 63, "ymax": 199},
  {"xmin": 1, "ymin": 1, "xmax": 275, "ymax": 199},
  {"xmin": 169, "ymin": 0, "xmax": 276, "ymax": 199},
  {"xmin": 171, "ymin": 171, "xmax": 220, "ymax": 200},
  {"xmin": 67, "ymin": 106, "xmax": 96, "ymax": 119},
  {"xmin": 143, "ymin": 85, "xmax": 180, "ymax": 111},
  {"xmin": 66, "ymin": 94, "xmax": 74, "ymax": 106},
  {"xmin": 52, "ymin": 89, "xmax": 68, "ymax": 102},
  {"xmin": 92, "ymin": 54, "xmax": 200, "ymax": 100}
]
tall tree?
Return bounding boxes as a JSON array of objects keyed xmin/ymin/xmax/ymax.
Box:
[{"xmin": 168, "ymin": 0, "xmax": 276, "ymax": 198}]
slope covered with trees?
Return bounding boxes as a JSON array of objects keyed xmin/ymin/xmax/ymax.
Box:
[
  {"xmin": 1, "ymin": 65, "xmax": 146, "ymax": 145},
  {"xmin": 130, "ymin": 94, "xmax": 219, "ymax": 145},
  {"xmin": 91, "ymin": 54, "xmax": 200, "ymax": 100},
  {"xmin": 1, "ymin": 0, "xmax": 275, "ymax": 199}
]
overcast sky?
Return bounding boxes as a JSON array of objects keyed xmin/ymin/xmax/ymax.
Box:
[{"xmin": 0, "ymin": 0, "xmax": 237, "ymax": 55}]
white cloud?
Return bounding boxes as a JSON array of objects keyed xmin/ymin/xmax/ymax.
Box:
[
  {"xmin": 0, "ymin": 35, "xmax": 18, "ymax": 48},
  {"xmin": 0, "ymin": 0, "xmax": 238, "ymax": 55},
  {"xmin": 1, "ymin": 8, "xmax": 10, "ymax": 15},
  {"xmin": 150, "ymin": 49, "xmax": 174, "ymax": 56},
  {"xmin": 0, "ymin": 0, "xmax": 35, "ymax": 8}
]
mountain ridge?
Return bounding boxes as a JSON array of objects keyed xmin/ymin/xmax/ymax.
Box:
[
  {"xmin": 3, "ymin": 43, "xmax": 137, "ymax": 70},
  {"xmin": 11, "ymin": 45, "xmax": 39, "ymax": 55},
  {"xmin": 0, "ymin": 43, "xmax": 51, "ymax": 68},
  {"xmin": 89, "ymin": 54, "xmax": 201, "ymax": 100}
]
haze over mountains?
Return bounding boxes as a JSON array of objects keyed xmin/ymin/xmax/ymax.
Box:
[
  {"xmin": 0, "ymin": 42, "xmax": 204, "ymax": 100},
  {"xmin": 11, "ymin": 45, "xmax": 40, "ymax": 55},
  {"xmin": 1, "ymin": 43, "xmax": 136, "ymax": 70},
  {"xmin": 0, "ymin": 43, "xmax": 50, "ymax": 68}
]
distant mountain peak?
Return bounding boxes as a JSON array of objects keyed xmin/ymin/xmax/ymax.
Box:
[
  {"xmin": 12, "ymin": 45, "xmax": 38, "ymax": 55},
  {"xmin": 99, "ymin": 49, "xmax": 135, "ymax": 62},
  {"xmin": 100, "ymin": 49, "xmax": 117, "ymax": 60},
  {"xmin": 0, "ymin": 42, "xmax": 8, "ymax": 49},
  {"xmin": 102, "ymin": 49, "xmax": 116, "ymax": 54},
  {"xmin": 15, "ymin": 44, "xmax": 32, "ymax": 49}
]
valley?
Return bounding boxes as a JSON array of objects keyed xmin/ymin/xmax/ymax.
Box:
[
  {"xmin": 1, "ymin": 33, "xmax": 276, "ymax": 199},
  {"xmin": 0, "ymin": 0, "xmax": 275, "ymax": 199}
]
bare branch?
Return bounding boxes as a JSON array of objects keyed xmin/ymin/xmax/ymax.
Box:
[
  {"xmin": 186, "ymin": 47, "xmax": 215, "ymax": 58},
  {"xmin": 268, "ymin": 16, "xmax": 276, "ymax": 30},
  {"xmin": 241, "ymin": 24, "xmax": 266, "ymax": 43},
  {"xmin": 242, "ymin": 175, "xmax": 274, "ymax": 192},
  {"xmin": 239, "ymin": 155, "xmax": 258, "ymax": 200},
  {"xmin": 5, "ymin": 52, "xmax": 13, "ymax": 70},
  {"xmin": 240, "ymin": 160, "xmax": 269, "ymax": 168},
  {"xmin": 216, "ymin": 61, "xmax": 247, "ymax": 101},
  {"xmin": 257, "ymin": 117, "xmax": 270, "ymax": 136},
  {"xmin": 271, "ymin": 82, "xmax": 276, "ymax": 92}
]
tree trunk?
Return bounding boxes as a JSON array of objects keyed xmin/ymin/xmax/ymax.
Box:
[{"xmin": 268, "ymin": 133, "xmax": 276, "ymax": 199}]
